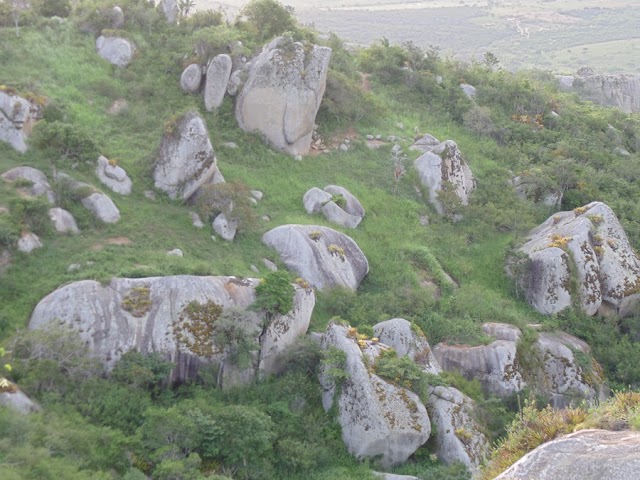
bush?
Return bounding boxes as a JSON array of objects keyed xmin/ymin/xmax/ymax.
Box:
[
  {"xmin": 195, "ymin": 181, "xmax": 258, "ymax": 233},
  {"xmin": 9, "ymin": 196, "xmax": 51, "ymax": 237},
  {"xmin": 111, "ymin": 350, "xmax": 173, "ymax": 391},
  {"xmin": 239, "ymin": 0, "xmax": 297, "ymax": 42},
  {"xmin": 254, "ymin": 270, "xmax": 295, "ymax": 316},
  {"xmin": 29, "ymin": 120, "xmax": 99, "ymax": 167},
  {"xmin": 35, "ymin": 0, "xmax": 71, "ymax": 18},
  {"xmin": 374, "ymin": 348, "xmax": 428, "ymax": 396}
]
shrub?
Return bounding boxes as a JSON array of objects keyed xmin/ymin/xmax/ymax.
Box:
[
  {"xmin": 9, "ymin": 196, "xmax": 51, "ymax": 236},
  {"xmin": 374, "ymin": 348, "xmax": 427, "ymax": 395},
  {"xmin": 34, "ymin": 0, "xmax": 71, "ymax": 18},
  {"xmin": 254, "ymin": 270, "xmax": 294, "ymax": 316},
  {"xmin": 0, "ymin": 216, "xmax": 19, "ymax": 247},
  {"xmin": 212, "ymin": 307, "xmax": 260, "ymax": 368},
  {"xmin": 29, "ymin": 120, "xmax": 99, "ymax": 167},
  {"xmin": 195, "ymin": 181, "xmax": 258, "ymax": 233},
  {"xmin": 239, "ymin": 0, "xmax": 297, "ymax": 42},
  {"xmin": 173, "ymin": 300, "xmax": 223, "ymax": 357},
  {"xmin": 321, "ymin": 346, "xmax": 348, "ymax": 384}
]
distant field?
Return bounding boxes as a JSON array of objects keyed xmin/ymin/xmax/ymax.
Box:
[{"xmin": 195, "ymin": 0, "xmax": 640, "ymax": 73}]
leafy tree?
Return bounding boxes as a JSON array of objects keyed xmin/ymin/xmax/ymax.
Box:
[
  {"xmin": 111, "ymin": 350, "xmax": 173, "ymax": 391},
  {"xmin": 254, "ymin": 270, "xmax": 294, "ymax": 316},
  {"xmin": 239, "ymin": 0, "xmax": 296, "ymax": 42}
]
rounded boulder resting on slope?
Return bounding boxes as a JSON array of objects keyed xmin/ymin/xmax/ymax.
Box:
[
  {"xmin": 180, "ymin": 64, "xmax": 203, "ymax": 93},
  {"xmin": 96, "ymin": 155, "xmax": 132, "ymax": 195},
  {"xmin": 262, "ymin": 224, "xmax": 369, "ymax": 291},
  {"xmin": 48, "ymin": 207, "xmax": 79, "ymax": 234},
  {"xmin": 96, "ymin": 35, "xmax": 136, "ymax": 67},
  {"xmin": 319, "ymin": 323, "xmax": 431, "ymax": 468},
  {"xmin": 515, "ymin": 202, "xmax": 640, "ymax": 316},
  {"xmin": 153, "ymin": 112, "xmax": 224, "ymax": 201},
  {"xmin": 495, "ymin": 429, "xmax": 640, "ymax": 480},
  {"xmin": 235, "ymin": 36, "xmax": 332, "ymax": 156}
]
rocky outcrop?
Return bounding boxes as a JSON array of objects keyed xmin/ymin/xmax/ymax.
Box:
[
  {"xmin": 433, "ymin": 324, "xmax": 525, "ymax": 398},
  {"xmin": 0, "ymin": 382, "xmax": 40, "ymax": 414},
  {"xmin": 235, "ymin": 36, "xmax": 331, "ymax": 156},
  {"xmin": 204, "ymin": 54, "xmax": 232, "ymax": 111},
  {"xmin": 515, "ymin": 202, "xmax": 640, "ymax": 316},
  {"xmin": 373, "ymin": 318, "xmax": 441, "ymax": 375},
  {"xmin": 153, "ymin": 112, "xmax": 224, "ymax": 201},
  {"xmin": 303, "ymin": 185, "xmax": 365, "ymax": 229},
  {"xmin": 28, "ymin": 276, "xmax": 314, "ymax": 386},
  {"xmin": 319, "ymin": 323, "xmax": 430, "ymax": 468},
  {"xmin": 557, "ymin": 70, "xmax": 640, "ymax": 113},
  {"xmin": 96, "ymin": 156, "xmax": 132, "ymax": 195},
  {"xmin": 180, "ymin": 64, "xmax": 203, "ymax": 93},
  {"xmin": 2, "ymin": 166, "xmax": 55, "ymax": 203},
  {"xmin": 511, "ymin": 174, "xmax": 562, "ymax": 208},
  {"xmin": 96, "ymin": 35, "xmax": 135, "ymax": 67},
  {"xmin": 414, "ymin": 140, "xmax": 475, "ymax": 215},
  {"xmin": 495, "ymin": 429, "xmax": 640, "ymax": 479},
  {"xmin": 48, "ymin": 207, "xmax": 79, "ymax": 234},
  {"xmin": 262, "ymin": 224, "xmax": 369, "ymax": 291},
  {"xmin": 0, "ymin": 91, "xmax": 42, "ymax": 153},
  {"xmin": 426, "ymin": 386, "xmax": 489, "ymax": 471}
]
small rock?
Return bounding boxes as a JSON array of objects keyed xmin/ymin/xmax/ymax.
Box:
[
  {"xmin": 344, "ymin": 139, "xmax": 351, "ymax": 144},
  {"xmin": 294, "ymin": 155, "xmax": 303, "ymax": 161},
  {"xmin": 460, "ymin": 83, "xmax": 477, "ymax": 98},
  {"xmin": 396, "ymin": 122, "xmax": 404, "ymax": 130},
  {"xmin": 250, "ymin": 264, "xmax": 259, "ymax": 273},
  {"xmin": 166, "ymin": 248, "xmax": 183, "ymax": 257},
  {"xmin": 262, "ymin": 215, "xmax": 271, "ymax": 222},
  {"xmin": 248, "ymin": 197, "xmax": 258, "ymax": 206},
  {"xmin": 180, "ymin": 64, "xmax": 203, "ymax": 93},
  {"xmin": 190, "ymin": 212, "xmax": 204, "ymax": 228},
  {"xmin": 144, "ymin": 190, "xmax": 156, "ymax": 201},
  {"xmin": 18, "ymin": 232, "xmax": 42, "ymax": 253},
  {"xmin": 366, "ymin": 134, "xmax": 374, "ymax": 140},
  {"xmin": 213, "ymin": 213, "xmax": 237, "ymax": 241},
  {"xmin": 86, "ymin": 261, "xmax": 95, "ymax": 266},
  {"xmin": 435, "ymin": 75, "xmax": 443, "ymax": 84},
  {"xmin": 614, "ymin": 147, "xmax": 631, "ymax": 156},
  {"xmin": 49, "ymin": 207, "xmax": 80, "ymax": 234},
  {"xmin": 262, "ymin": 258, "xmax": 278, "ymax": 272},
  {"xmin": 67, "ymin": 263, "xmax": 81, "ymax": 272},
  {"xmin": 111, "ymin": 6, "xmax": 124, "ymax": 29},
  {"xmin": 81, "ymin": 193, "xmax": 120, "ymax": 223},
  {"xmin": 339, "ymin": 144, "xmax": 348, "ymax": 152},
  {"xmin": 387, "ymin": 135, "xmax": 397, "ymax": 142},
  {"xmin": 96, "ymin": 35, "xmax": 136, "ymax": 68},
  {"xmin": 419, "ymin": 215, "xmax": 429, "ymax": 226},
  {"xmin": 96, "ymin": 155, "xmax": 132, "ymax": 195},
  {"xmin": 0, "ymin": 207, "xmax": 8, "ymax": 215},
  {"xmin": 204, "ymin": 54, "xmax": 232, "ymax": 111},
  {"xmin": 250, "ymin": 190, "xmax": 263, "ymax": 201},
  {"xmin": 375, "ymin": 134, "xmax": 382, "ymax": 140},
  {"xmin": 222, "ymin": 141, "xmax": 238, "ymax": 149}
]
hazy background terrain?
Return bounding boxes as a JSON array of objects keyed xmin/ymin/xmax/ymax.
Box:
[{"xmin": 196, "ymin": 0, "xmax": 640, "ymax": 74}]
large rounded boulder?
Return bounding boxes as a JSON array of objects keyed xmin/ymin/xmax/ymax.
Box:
[
  {"xmin": 515, "ymin": 202, "xmax": 640, "ymax": 316},
  {"xmin": 262, "ymin": 224, "xmax": 369, "ymax": 291},
  {"xmin": 153, "ymin": 112, "xmax": 224, "ymax": 201},
  {"xmin": 96, "ymin": 35, "xmax": 135, "ymax": 67},
  {"xmin": 319, "ymin": 322, "xmax": 431, "ymax": 468},
  {"xmin": 29, "ymin": 276, "xmax": 315, "ymax": 386},
  {"xmin": 235, "ymin": 36, "xmax": 331, "ymax": 156}
]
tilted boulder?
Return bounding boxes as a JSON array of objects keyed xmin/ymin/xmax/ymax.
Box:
[
  {"xmin": 426, "ymin": 386, "xmax": 489, "ymax": 472},
  {"xmin": 262, "ymin": 224, "xmax": 369, "ymax": 291},
  {"xmin": 153, "ymin": 112, "xmax": 224, "ymax": 201},
  {"xmin": 180, "ymin": 64, "xmax": 203, "ymax": 93},
  {"xmin": 303, "ymin": 185, "xmax": 365, "ymax": 229},
  {"xmin": 2, "ymin": 166, "xmax": 55, "ymax": 203},
  {"xmin": 204, "ymin": 54, "xmax": 232, "ymax": 111},
  {"xmin": 414, "ymin": 140, "xmax": 475, "ymax": 215},
  {"xmin": 495, "ymin": 429, "xmax": 640, "ymax": 480},
  {"xmin": 319, "ymin": 323, "xmax": 431, "ymax": 468},
  {"xmin": 515, "ymin": 202, "xmax": 640, "ymax": 316},
  {"xmin": 96, "ymin": 35, "xmax": 136, "ymax": 67},
  {"xmin": 235, "ymin": 36, "xmax": 331, "ymax": 156},
  {"xmin": 96, "ymin": 155, "xmax": 132, "ymax": 195},
  {"xmin": 373, "ymin": 318, "xmax": 441, "ymax": 375},
  {"xmin": 48, "ymin": 207, "xmax": 79, "ymax": 234},
  {"xmin": 0, "ymin": 91, "xmax": 42, "ymax": 153},
  {"xmin": 28, "ymin": 276, "xmax": 314, "ymax": 386}
]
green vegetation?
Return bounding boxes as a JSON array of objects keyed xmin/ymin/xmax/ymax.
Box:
[{"xmin": 0, "ymin": 0, "xmax": 639, "ymax": 478}]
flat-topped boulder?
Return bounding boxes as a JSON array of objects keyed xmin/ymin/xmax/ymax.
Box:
[
  {"xmin": 96, "ymin": 155, "xmax": 132, "ymax": 195},
  {"xmin": 235, "ymin": 36, "xmax": 331, "ymax": 156},
  {"xmin": 495, "ymin": 429, "xmax": 640, "ymax": 479},
  {"xmin": 515, "ymin": 202, "xmax": 640, "ymax": 316},
  {"xmin": 262, "ymin": 224, "xmax": 369, "ymax": 291},
  {"xmin": 414, "ymin": 140, "xmax": 475, "ymax": 216},
  {"xmin": 28, "ymin": 276, "xmax": 314, "ymax": 386},
  {"xmin": 153, "ymin": 112, "xmax": 224, "ymax": 201},
  {"xmin": 0, "ymin": 91, "xmax": 43, "ymax": 153},
  {"xmin": 319, "ymin": 322, "xmax": 430, "ymax": 468}
]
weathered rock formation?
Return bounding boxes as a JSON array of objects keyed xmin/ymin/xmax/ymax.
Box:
[
  {"xmin": 57, "ymin": 173, "xmax": 120, "ymax": 224},
  {"xmin": 515, "ymin": 202, "xmax": 640, "ymax": 317},
  {"xmin": 96, "ymin": 155, "xmax": 132, "ymax": 195},
  {"xmin": 426, "ymin": 386, "xmax": 489, "ymax": 472},
  {"xmin": 235, "ymin": 36, "xmax": 331, "ymax": 156},
  {"xmin": 495, "ymin": 429, "xmax": 640, "ymax": 479},
  {"xmin": 262, "ymin": 224, "xmax": 369, "ymax": 291},
  {"xmin": 0, "ymin": 91, "xmax": 42, "ymax": 153},
  {"xmin": 557, "ymin": 69, "xmax": 640, "ymax": 113},
  {"xmin": 2, "ymin": 166, "xmax": 55, "ymax": 203},
  {"xmin": 204, "ymin": 54, "xmax": 232, "ymax": 111},
  {"xmin": 212, "ymin": 213, "xmax": 237, "ymax": 241},
  {"xmin": 414, "ymin": 140, "xmax": 475, "ymax": 215},
  {"xmin": 180, "ymin": 64, "xmax": 203, "ymax": 93},
  {"xmin": 319, "ymin": 323, "xmax": 430, "ymax": 468},
  {"xmin": 303, "ymin": 185, "xmax": 365, "ymax": 229},
  {"xmin": 48, "ymin": 207, "xmax": 79, "ymax": 234},
  {"xmin": 96, "ymin": 35, "xmax": 136, "ymax": 67},
  {"xmin": 28, "ymin": 276, "xmax": 314, "ymax": 387},
  {"xmin": 0, "ymin": 381, "xmax": 40, "ymax": 415},
  {"xmin": 373, "ymin": 318, "xmax": 441, "ymax": 375},
  {"xmin": 153, "ymin": 112, "xmax": 224, "ymax": 201}
]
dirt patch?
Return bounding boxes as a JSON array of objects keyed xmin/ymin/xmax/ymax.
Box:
[{"xmin": 92, "ymin": 236, "xmax": 133, "ymax": 251}]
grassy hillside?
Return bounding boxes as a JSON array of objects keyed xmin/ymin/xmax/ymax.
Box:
[{"xmin": 1, "ymin": 1, "xmax": 640, "ymax": 479}]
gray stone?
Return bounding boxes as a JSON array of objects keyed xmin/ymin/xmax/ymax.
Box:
[
  {"xmin": 49, "ymin": 207, "xmax": 79, "ymax": 234},
  {"xmin": 161, "ymin": 0, "xmax": 178, "ymax": 24},
  {"xmin": 373, "ymin": 318, "xmax": 441, "ymax": 374},
  {"xmin": 460, "ymin": 83, "xmax": 477, "ymax": 98},
  {"xmin": 111, "ymin": 6, "xmax": 124, "ymax": 29},
  {"xmin": 153, "ymin": 112, "xmax": 223, "ymax": 201},
  {"xmin": 81, "ymin": 193, "xmax": 120, "ymax": 223},
  {"xmin": 190, "ymin": 212, "xmax": 204, "ymax": 228},
  {"xmin": 262, "ymin": 224, "xmax": 369, "ymax": 291},
  {"xmin": 372, "ymin": 473, "xmax": 420, "ymax": 480},
  {"xmin": 0, "ymin": 385, "xmax": 41, "ymax": 414},
  {"xmin": 144, "ymin": 190, "xmax": 156, "ymax": 201},
  {"xmin": 96, "ymin": 155, "xmax": 132, "ymax": 195},
  {"xmin": 17, "ymin": 232, "xmax": 42, "ymax": 253},
  {"xmin": 410, "ymin": 133, "xmax": 440, "ymax": 153},
  {"xmin": 2, "ymin": 166, "xmax": 54, "ymax": 203},
  {"xmin": 29, "ymin": 276, "xmax": 315, "ymax": 386},
  {"xmin": 262, "ymin": 258, "xmax": 278, "ymax": 272},
  {"xmin": 319, "ymin": 323, "xmax": 430, "ymax": 468},
  {"xmin": 0, "ymin": 92, "xmax": 42, "ymax": 153},
  {"xmin": 511, "ymin": 174, "xmax": 563, "ymax": 208},
  {"xmin": 250, "ymin": 264, "xmax": 259, "ymax": 273},
  {"xmin": 226, "ymin": 70, "xmax": 243, "ymax": 96},
  {"xmin": 67, "ymin": 263, "xmax": 81, "ymax": 272},
  {"xmin": 366, "ymin": 134, "xmax": 374, "ymax": 140},
  {"xmin": 180, "ymin": 64, "xmax": 203, "ymax": 93},
  {"xmin": 213, "ymin": 213, "xmax": 237, "ymax": 241},
  {"xmin": 321, "ymin": 201, "xmax": 362, "ymax": 229},
  {"xmin": 222, "ymin": 141, "xmax": 238, "ymax": 149},
  {"xmin": 303, "ymin": 187, "xmax": 332, "ymax": 214},
  {"xmin": 414, "ymin": 140, "xmax": 475, "ymax": 215},
  {"xmin": 166, "ymin": 248, "xmax": 183, "ymax": 257},
  {"xmin": 236, "ymin": 36, "xmax": 331, "ymax": 155},
  {"xmin": 339, "ymin": 143, "xmax": 348, "ymax": 152},
  {"xmin": 495, "ymin": 429, "xmax": 640, "ymax": 480},
  {"xmin": 615, "ymin": 146, "xmax": 631, "ymax": 156},
  {"xmin": 250, "ymin": 190, "xmax": 263, "ymax": 201},
  {"xmin": 204, "ymin": 54, "xmax": 232, "ymax": 111},
  {"xmin": 96, "ymin": 35, "xmax": 135, "ymax": 67}
]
